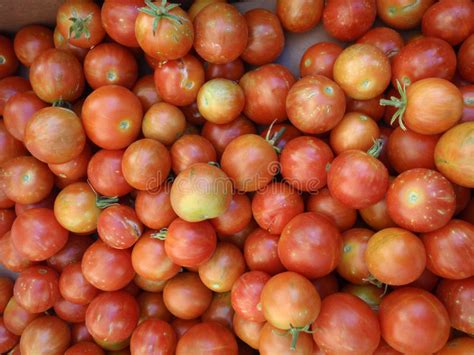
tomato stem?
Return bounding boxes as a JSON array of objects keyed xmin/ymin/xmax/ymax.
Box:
[
  {"xmin": 151, "ymin": 228, "xmax": 168, "ymax": 240},
  {"xmin": 367, "ymin": 138, "xmax": 384, "ymax": 158},
  {"xmin": 138, "ymin": 0, "xmax": 184, "ymax": 36},
  {"xmin": 379, "ymin": 80, "xmax": 408, "ymax": 130},
  {"xmin": 68, "ymin": 9, "xmax": 92, "ymax": 40},
  {"xmin": 272, "ymin": 324, "xmax": 314, "ymax": 351},
  {"xmin": 363, "ymin": 274, "xmax": 389, "ymax": 296},
  {"xmin": 208, "ymin": 161, "xmax": 221, "ymax": 168},
  {"xmin": 96, "ymin": 196, "xmax": 120, "ymax": 209},
  {"xmin": 52, "ymin": 100, "xmax": 72, "ymax": 110},
  {"xmin": 265, "ymin": 120, "xmax": 286, "ymax": 154}
]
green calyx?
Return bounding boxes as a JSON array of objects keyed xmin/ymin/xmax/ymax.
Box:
[
  {"xmin": 96, "ymin": 195, "xmax": 119, "ymax": 209},
  {"xmin": 151, "ymin": 228, "xmax": 168, "ymax": 240},
  {"xmin": 367, "ymin": 138, "xmax": 385, "ymax": 159},
  {"xmin": 138, "ymin": 0, "xmax": 184, "ymax": 36},
  {"xmin": 52, "ymin": 100, "xmax": 72, "ymax": 109},
  {"xmin": 273, "ymin": 324, "xmax": 314, "ymax": 351},
  {"xmin": 265, "ymin": 120, "xmax": 286, "ymax": 154},
  {"xmin": 379, "ymin": 79, "xmax": 408, "ymax": 130},
  {"xmin": 363, "ymin": 274, "xmax": 389, "ymax": 297},
  {"xmin": 68, "ymin": 9, "xmax": 93, "ymax": 40}
]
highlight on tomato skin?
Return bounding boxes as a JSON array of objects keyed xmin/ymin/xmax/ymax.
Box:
[{"xmin": 0, "ymin": 0, "xmax": 473, "ymax": 353}]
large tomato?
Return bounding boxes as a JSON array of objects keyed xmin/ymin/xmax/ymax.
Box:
[
  {"xmin": 101, "ymin": 0, "xmax": 143, "ymax": 48},
  {"xmin": 19, "ymin": 316, "xmax": 71, "ymax": 355},
  {"xmin": 130, "ymin": 319, "xmax": 177, "ymax": 355}
]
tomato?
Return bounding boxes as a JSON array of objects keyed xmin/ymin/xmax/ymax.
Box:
[
  {"xmin": 201, "ymin": 116, "xmax": 256, "ymax": 157},
  {"xmin": 52, "ymin": 27, "xmax": 88, "ymax": 62},
  {"xmin": 205, "ymin": 58, "xmax": 245, "ymax": 81},
  {"xmin": 15, "ymin": 191, "xmax": 55, "ymax": 215},
  {"xmin": 86, "ymin": 291, "xmax": 138, "ymax": 343},
  {"xmin": 135, "ymin": 1, "xmax": 192, "ymax": 61},
  {"xmin": 0, "ymin": 36, "xmax": 18, "ymax": 79},
  {"xmin": 453, "ymin": 184, "xmax": 471, "ymax": 215},
  {"xmin": 346, "ymin": 95, "xmax": 386, "ymax": 122},
  {"xmin": 436, "ymin": 277, "xmax": 474, "ymax": 334},
  {"xmin": 198, "ymin": 242, "xmax": 246, "ymax": 292},
  {"xmin": 29, "ymin": 49, "xmax": 84, "ymax": 103},
  {"xmin": 460, "ymin": 85, "xmax": 474, "ymax": 123},
  {"xmin": 376, "ymin": 0, "xmax": 434, "ymax": 29},
  {"xmin": 243, "ymin": 228, "xmax": 285, "ymax": 275},
  {"xmin": 231, "ymin": 271, "xmax": 270, "ymax": 323},
  {"xmin": 13, "ymin": 25, "xmax": 53, "ymax": 67},
  {"xmin": 142, "ymin": 102, "xmax": 185, "ymax": 145},
  {"xmin": 135, "ymin": 185, "xmax": 176, "ymax": 230},
  {"xmin": 0, "ymin": 120, "xmax": 27, "ymax": 164},
  {"xmin": 260, "ymin": 123, "xmax": 302, "ymax": 152},
  {"xmin": 259, "ymin": 322, "xmax": 313, "ymax": 355},
  {"xmin": 422, "ymin": 0, "xmax": 474, "ymax": 46},
  {"xmin": 137, "ymin": 292, "xmax": 172, "ymax": 324},
  {"xmin": 20, "ymin": 316, "xmax": 71, "ymax": 355},
  {"xmin": 232, "ymin": 314, "xmax": 263, "ymax": 350},
  {"xmin": 391, "ymin": 37, "xmax": 456, "ymax": 86},
  {"xmin": 134, "ymin": 275, "xmax": 167, "ymax": 293},
  {"xmin": 421, "ymin": 219, "xmax": 473, "ymax": 279},
  {"xmin": 299, "ymin": 42, "xmax": 342, "ymax": 79},
  {"xmin": 59, "ymin": 262, "xmax": 98, "ymax": 306},
  {"xmin": 54, "ymin": 297, "xmax": 88, "ymax": 323},
  {"xmin": 56, "ymin": 0, "xmax": 105, "ymax": 48},
  {"xmin": 286, "ymin": 75, "xmax": 345, "ymax": 134},
  {"xmin": 0, "ymin": 76, "xmax": 32, "ymax": 116},
  {"xmin": 65, "ymin": 342, "xmax": 105, "ymax": 355},
  {"xmin": 93, "ymin": 338, "xmax": 129, "ymax": 352},
  {"xmin": 240, "ymin": 9, "xmax": 284, "ymax": 65},
  {"xmin": 82, "ymin": 85, "xmax": 143, "ymax": 150},
  {"xmin": 435, "ymin": 122, "xmax": 474, "ymax": 188},
  {"xmin": 458, "ymin": 34, "xmax": 474, "ymax": 83},
  {"xmin": 0, "ymin": 232, "xmax": 35, "ymax": 273},
  {"xmin": 194, "ymin": 3, "xmax": 247, "ymax": 64},
  {"xmin": 239, "ymin": 64, "xmax": 295, "ymax": 125},
  {"xmin": 387, "ymin": 168, "xmax": 456, "ymax": 232},
  {"xmin": 437, "ymin": 337, "xmax": 474, "ymax": 355},
  {"xmin": 334, "ymin": 44, "xmax": 391, "ymax": 100},
  {"xmin": 359, "ymin": 196, "xmax": 397, "ymax": 231},
  {"xmin": 0, "ymin": 317, "xmax": 18, "ymax": 354},
  {"xmin": 201, "ymin": 291, "xmax": 234, "ymax": 329},
  {"xmin": 380, "ymin": 287, "xmax": 450, "ymax": 353},
  {"xmin": 0, "ymin": 209, "xmax": 14, "ymax": 240},
  {"xmin": 82, "ymin": 240, "xmax": 134, "ymax": 291},
  {"xmin": 48, "ymin": 144, "xmax": 90, "ymax": 182},
  {"xmin": 98, "ymin": 205, "xmax": 143, "ymax": 249},
  {"xmin": 154, "ymin": 54, "xmax": 205, "ymax": 107},
  {"xmin": 130, "ymin": 319, "xmax": 176, "ymax": 355},
  {"xmin": 0, "ymin": 277, "xmax": 13, "ymax": 313},
  {"xmin": 365, "ymin": 227, "xmax": 426, "ymax": 285},
  {"xmin": 3, "ymin": 297, "xmax": 39, "ymax": 336},
  {"xmin": 357, "ymin": 27, "xmax": 404, "ymax": 60},
  {"xmin": 132, "ymin": 74, "xmax": 161, "ymax": 111},
  {"xmin": 188, "ymin": 0, "xmax": 225, "ymax": 19},
  {"xmin": 330, "ymin": 112, "xmax": 380, "ymax": 155},
  {"xmin": 342, "ymin": 284, "xmax": 384, "ymax": 311},
  {"xmin": 405, "ymin": 268, "xmax": 438, "ymax": 292},
  {"xmin": 311, "ymin": 274, "xmax": 339, "ymax": 300},
  {"xmin": 205, "ymin": 194, "xmax": 249, "ymax": 237},
  {"xmin": 276, "ymin": 0, "xmax": 323, "ymax": 32},
  {"xmin": 101, "ymin": 0, "xmax": 143, "ymax": 48},
  {"xmin": 131, "ymin": 230, "xmax": 180, "ymax": 281},
  {"xmin": 171, "ymin": 162, "xmax": 232, "ymax": 221},
  {"xmin": 323, "ymin": 0, "xmax": 376, "ymax": 41},
  {"xmin": 1, "ymin": 156, "xmax": 54, "ymax": 205},
  {"xmin": 312, "ymin": 293, "xmax": 380, "ymax": 355},
  {"xmin": 47, "ymin": 234, "xmax": 93, "ymax": 273},
  {"xmin": 163, "ymin": 272, "xmax": 212, "ymax": 319},
  {"xmin": 84, "ymin": 43, "xmax": 137, "ymax": 89},
  {"xmin": 327, "ymin": 148, "xmax": 389, "ymax": 209}
]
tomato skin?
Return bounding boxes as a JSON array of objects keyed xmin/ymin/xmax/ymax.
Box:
[
  {"xmin": 346, "ymin": 95, "xmax": 386, "ymax": 122},
  {"xmin": 101, "ymin": 0, "xmax": 143, "ymax": 48},
  {"xmin": 0, "ymin": 120, "xmax": 27, "ymax": 165},
  {"xmin": 59, "ymin": 262, "xmax": 99, "ymax": 305},
  {"xmin": 52, "ymin": 27, "xmax": 88, "ymax": 62},
  {"xmin": 194, "ymin": 3, "xmax": 248, "ymax": 64},
  {"xmin": 0, "ymin": 76, "xmax": 32, "ymax": 116},
  {"xmin": 422, "ymin": 0, "xmax": 474, "ymax": 46},
  {"xmin": 391, "ymin": 37, "xmax": 456, "ymax": 86},
  {"xmin": 286, "ymin": 75, "xmax": 346, "ymax": 134},
  {"xmin": 137, "ymin": 292, "xmax": 172, "ymax": 324},
  {"xmin": 205, "ymin": 58, "xmax": 245, "ymax": 82},
  {"xmin": 357, "ymin": 27, "xmax": 404, "ymax": 60},
  {"xmin": 82, "ymin": 85, "xmax": 143, "ymax": 150},
  {"xmin": 323, "ymin": 0, "xmax": 376, "ymax": 41},
  {"xmin": 98, "ymin": 205, "xmax": 143, "ymax": 250},
  {"xmin": 0, "ymin": 277, "xmax": 13, "ymax": 314},
  {"xmin": 299, "ymin": 42, "xmax": 343, "ymax": 80},
  {"xmin": 13, "ymin": 25, "xmax": 53, "ymax": 67},
  {"xmin": 435, "ymin": 122, "xmax": 474, "ymax": 188},
  {"xmin": 135, "ymin": 186, "xmax": 176, "ymax": 230},
  {"xmin": 0, "ymin": 209, "xmax": 15, "ymax": 240},
  {"xmin": 3, "ymin": 297, "xmax": 39, "ymax": 336},
  {"xmin": 0, "ymin": 317, "xmax": 18, "ymax": 354},
  {"xmin": 243, "ymin": 228, "xmax": 285, "ymax": 276},
  {"xmin": 277, "ymin": 0, "xmax": 323, "ymax": 33},
  {"xmin": 231, "ymin": 271, "xmax": 270, "ymax": 323},
  {"xmin": 86, "ymin": 291, "xmax": 139, "ymax": 343},
  {"xmin": 387, "ymin": 169, "xmax": 456, "ymax": 232},
  {"xmin": 327, "ymin": 150, "xmax": 389, "ymax": 209},
  {"xmin": 20, "ymin": 316, "xmax": 71, "ymax": 355},
  {"xmin": 458, "ymin": 35, "xmax": 474, "ymax": 83},
  {"xmin": 379, "ymin": 287, "xmax": 450, "ymax": 354},
  {"xmin": 142, "ymin": 102, "xmax": 186, "ymax": 145},
  {"xmin": 342, "ymin": 284, "xmax": 384, "ymax": 311},
  {"xmin": 29, "ymin": 48, "xmax": 85, "ymax": 103},
  {"xmin": 232, "ymin": 314, "xmax": 263, "ymax": 350},
  {"xmin": 376, "ymin": 0, "xmax": 434, "ymax": 29},
  {"xmin": 0, "ymin": 36, "xmax": 18, "ymax": 79},
  {"xmin": 201, "ymin": 291, "xmax": 234, "ymax": 329},
  {"xmin": 278, "ymin": 212, "xmax": 342, "ymax": 279},
  {"xmin": 176, "ymin": 321, "xmax": 238, "ymax": 355},
  {"xmin": 132, "ymin": 74, "xmax": 161, "ymax": 111},
  {"xmin": 0, "ymin": 232, "xmax": 35, "ymax": 273},
  {"xmin": 437, "ymin": 337, "xmax": 474, "ymax": 355},
  {"xmin": 65, "ymin": 342, "xmax": 105, "ymax": 355},
  {"xmin": 359, "ymin": 197, "xmax": 397, "ymax": 231},
  {"xmin": 436, "ymin": 277, "xmax": 474, "ymax": 334},
  {"xmin": 421, "ymin": 220, "xmax": 474, "ymax": 280},
  {"xmin": 460, "ymin": 85, "xmax": 474, "ymax": 123},
  {"xmin": 48, "ymin": 144, "xmax": 91, "ymax": 181},
  {"xmin": 240, "ymin": 64, "xmax": 295, "ymax": 125},
  {"xmin": 134, "ymin": 275, "xmax": 167, "ymax": 293},
  {"xmin": 333, "ymin": 44, "xmax": 391, "ymax": 100},
  {"xmin": 312, "ymin": 293, "xmax": 381, "ymax": 355},
  {"xmin": 130, "ymin": 319, "xmax": 176, "ymax": 355},
  {"xmin": 54, "ymin": 297, "xmax": 88, "ymax": 323}
]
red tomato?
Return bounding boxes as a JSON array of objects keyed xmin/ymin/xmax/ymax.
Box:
[
  {"xmin": 201, "ymin": 291, "xmax": 234, "ymax": 329},
  {"xmin": 82, "ymin": 240, "xmax": 135, "ymax": 291},
  {"xmin": 85, "ymin": 291, "xmax": 139, "ymax": 343},
  {"xmin": 458, "ymin": 34, "xmax": 474, "ymax": 83},
  {"xmin": 131, "ymin": 230, "xmax": 180, "ymax": 281},
  {"xmin": 276, "ymin": 0, "xmax": 323, "ymax": 32},
  {"xmin": 278, "ymin": 212, "xmax": 342, "ymax": 279},
  {"xmin": 29, "ymin": 49, "xmax": 85, "ymax": 103},
  {"xmin": 198, "ymin": 242, "xmax": 246, "ymax": 292},
  {"xmin": 379, "ymin": 287, "xmax": 450, "ymax": 353},
  {"xmin": 243, "ymin": 228, "xmax": 285, "ymax": 276},
  {"xmin": 342, "ymin": 284, "xmax": 384, "ymax": 311},
  {"xmin": 460, "ymin": 85, "xmax": 474, "ymax": 123},
  {"xmin": 323, "ymin": 0, "xmax": 376, "ymax": 41},
  {"xmin": 101, "ymin": 0, "xmax": 143, "ymax": 48},
  {"xmin": 194, "ymin": 3, "xmax": 248, "ymax": 64},
  {"xmin": 299, "ymin": 42, "xmax": 342, "ymax": 79},
  {"xmin": 54, "ymin": 297, "xmax": 88, "ymax": 323},
  {"xmin": 436, "ymin": 277, "xmax": 474, "ymax": 334},
  {"xmin": 376, "ymin": 0, "xmax": 434, "ymax": 29},
  {"xmin": 135, "ymin": 185, "xmax": 176, "ymax": 230},
  {"xmin": 359, "ymin": 196, "xmax": 397, "ymax": 231},
  {"xmin": 59, "ymin": 262, "xmax": 99, "ymax": 305},
  {"xmin": 406, "ymin": 268, "xmax": 439, "ymax": 292},
  {"xmin": 163, "ymin": 272, "xmax": 212, "ymax": 319},
  {"xmin": 84, "ymin": 43, "xmax": 138, "ymax": 89},
  {"xmin": 134, "ymin": 275, "xmax": 167, "ymax": 293},
  {"xmin": 0, "ymin": 76, "xmax": 32, "ymax": 116},
  {"xmin": 239, "ymin": 64, "xmax": 295, "ymax": 125},
  {"xmin": 205, "ymin": 58, "xmax": 245, "ymax": 81},
  {"xmin": 20, "ymin": 316, "xmax": 71, "ymax": 355},
  {"xmin": 132, "ymin": 74, "xmax": 161, "ymax": 111},
  {"xmin": 454, "ymin": 184, "xmax": 471, "ymax": 215},
  {"xmin": 82, "ymin": 85, "xmax": 143, "ymax": 150},
  {"xmin": 47, "ymin": 234, "xmax": 94, "ymax": 273},
  {"xmin": 0, "ymin": 208, "xmax": 15, "ymax": 239},
  {"xmin": 0, "ymin": 36, "xmax": 19, "ymax": 79},
  {"xmin": 0, "ymin": 232, "xmax": 35, "ymax": 273},
  {"xmin": 48, "ymin": 144, "xmax": 90, "ymax": 181},
  {"xmin": 231, "ymin": 271, "xmax": 270, "ymax": 323},
  {"xmin": 142, "ymin": 102, "xmax": 186, "ymax": 145},
  {"xmin": 3, "ymin": 297, "xmax": 39, "ymax": 336},
  {"xmin": 259, "ymin": 322, "xmax": 314, "ymax": 355},
  {"xmin": 164, "ymin": 218, "xmax": 217, "ymax": 268},
  {"xmin": 312, "ymin": 293, "xmax": 380, "ymax": 355},
  {"xmin": 209, "ymin": 193, "xmax": 251, "ymax": 236},
  {"xmin": 56, "ymin": 0, "xmax": 105, "ymax": 48},
  {"xmin": 346, "ymin": 95, "xmax": 386, "ymax": 122},
  {"xmin": 422, "ymin": 0, "xmax": 474, "ymax": 46},
  {"xmin": 0, "ymin": 120, "xmax": 27, "ymax": 164},
  {"xmin": 357, "ymin": 27, "xmax": 404, "ymax": 60},
  {"xmin": 421, "ymin": 220, "xmax": 474, "ymax": 279},
  {"xmin": 437, "ymin": 337, "xmax": 474, "ymax": 355},
  {"xmin": 365, "ymin": 227, "xmax": 426, "ymax": 285},
  {"xmin": 0, "ymin": 317, "xmax": 18, "ymax": 354},
  {"xmin": 52, "ymin": 27, "xmax": 88, "ymax": 62},
  {"xmin": 135, "ymin": 1, "xmax": 193, "ymax": 61},
  {"xmin": 154, "ymin": 54, "xmax": 205, "ymax": 107},
  {"xmin": 137, "ymin": 291, "xmax": 172, "ymax": 323},
  {"xmin": 13, "ymin": 25, "xmax": 53, "ymax": 67},
  {"xmin": 130, "ymin": 319, "xmax": 176, "ymax": 355},
  {"xmin": 15, "ymin": 191, "xmax": 55, "ymax": 215},
  {"xmin": 286, "ymin": 75, "xmax": 346, "ymax": 134},
  {"xmin": 232, "ymin": 314, "xmax": 263, "ymax": 350},
  {"xmin": 98, "ymin": 204, "xmax": 143, "ymax": 249},
  {"xmin": 435, "ymin": 122, "xmax": 474, "ymax": 188},
  {"xmin": 387, "ymin": 168, "xmax": 456, "ymax": 232},
  {"xmin": 312, "ymin": 274, "xmax": 339, "ymax": 300},
  {"xmin": 0, "ymin": 277, "xmax": 13, "ymax": 314},
  {"xmin": 65, "ymin": 342, "xmax": 105, "ymax": 355}
]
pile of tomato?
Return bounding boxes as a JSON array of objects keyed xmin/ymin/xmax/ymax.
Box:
[{"xmin": 0, "ymin": 0, "xmax": 473, "ymax": 354}]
